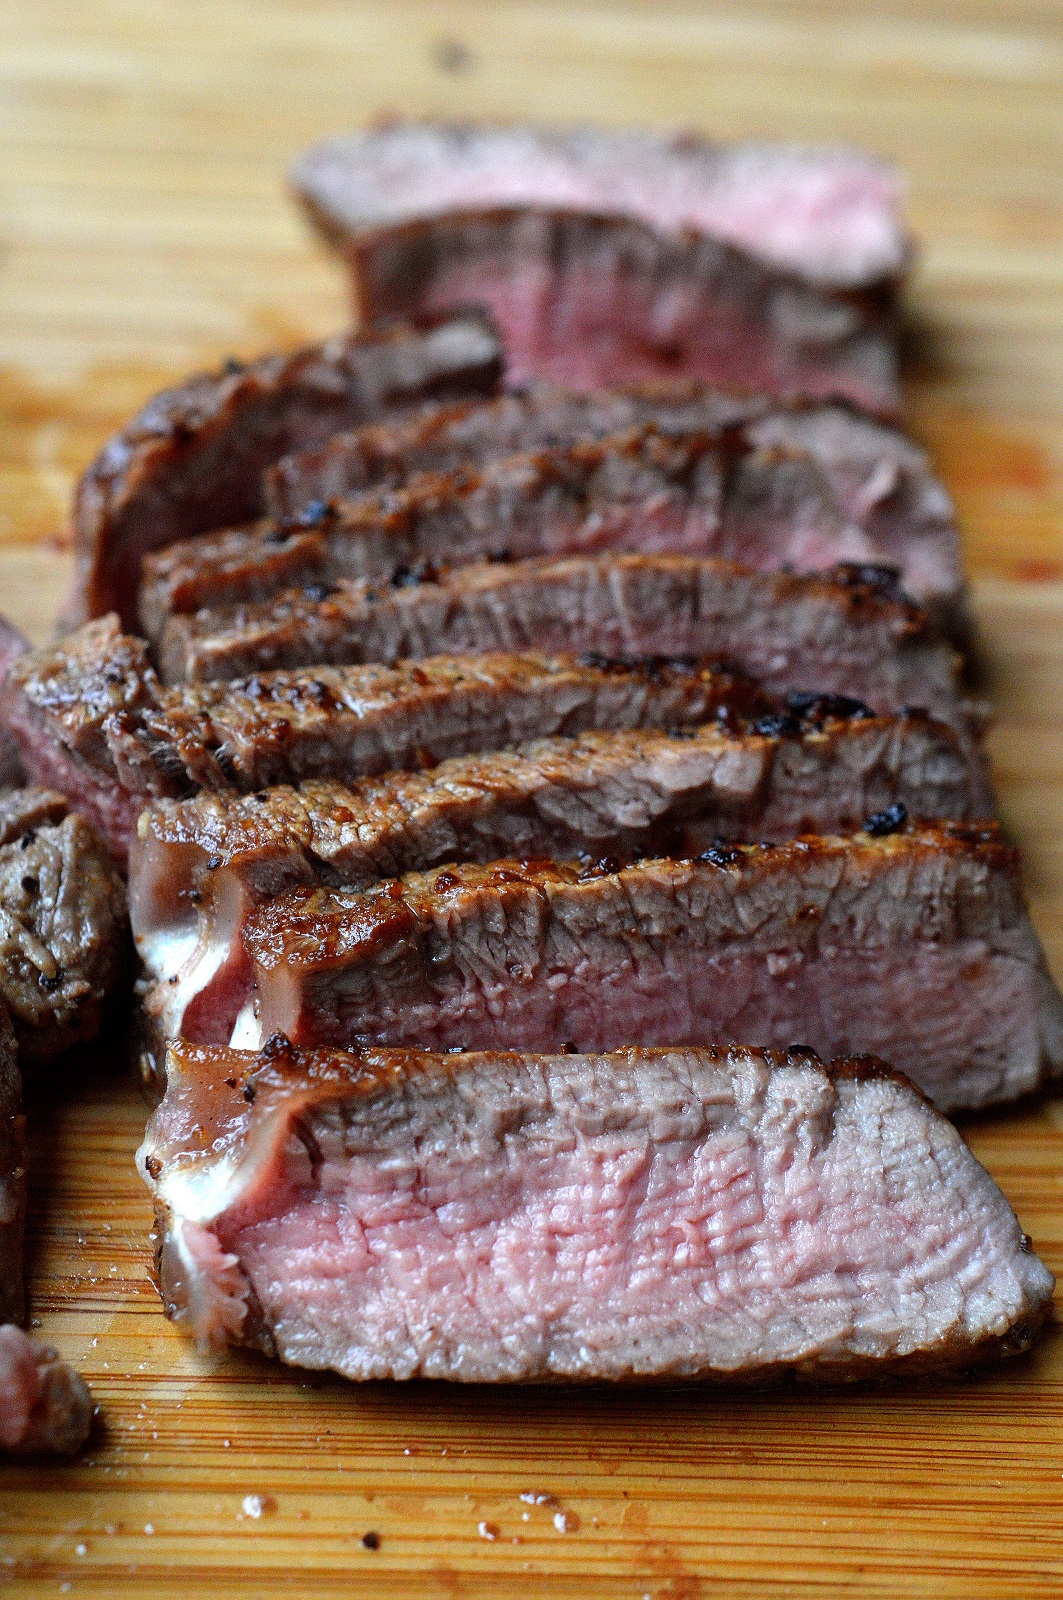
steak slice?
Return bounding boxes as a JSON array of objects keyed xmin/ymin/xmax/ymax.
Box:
[
  {"xmin": 131, "ymin": 705, "xmax": 974, "ymax": 1049},
  {"xmin": 0, "ymin": 1000, "xmax": 24, "ymax": 1325},
  {"xmin": 265, "ymin": 384, "xmax": 763, "ymax": 515},
  {"xmin": 3, "ymin": 617, "xmax": 750, "ymax": 862},
  {"xmin": 293, "ymin": 124, "xmax": 906, "ymax": 407},
  {"xmin": 139, "ymin": 1037, "xmax": 1053, "ymax": 1382},
  {"xmin": 156, "ymin": 552, "xmax": 976, "ymax": 763},
  {"xmin": 142, "ymin": 421, "xmax": 964, "ymax": 640},
  {"xmin": 0, "ymin": 1324, "xmax": 93, "ymax": 1455},
  {"xmin": 67, "ymin": 309, "xmax": 503, "ymax": 630},
  {"xmin": 234, "ymin": 825, "xmax": 1063, "ymax": 1113},
  {"xmin": 0, "ymin": 788, "xmax": 128, "ymax": 1065}
]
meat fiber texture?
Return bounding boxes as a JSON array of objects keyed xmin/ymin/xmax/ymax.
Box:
[
  {"xmin": 141, "ymin": 421, "xmax": 965, "ymax": 642},
  {"xmin": 0, "ymin": 788, "xmax": 128, "ymax": 1064},
  {"xmin": 2, "ymin": 616, "xmax": 754, "ymax": 862},
  {"xmin": 156, "ymin": 552, "xmax": 988, "ymax": 802},
  {"xmin": 130, "ymin": 708, "xmax": 978, "ymax": 1050},
  {"xmin": 139, "ymin": 1038, "xmax": 1053, "ymax": 1384},
  {"xmin": 232, "ymin": 827, "xmax": 1063, "ymax": 1114},
  {"xmin": 0, "ymin": 998, "xmax": 24, "ymax": 1326},
  {"xmin": 293, "ymin": 123, "xmax": 907, "ymax": 408},
  {"xmin": 0, "ymin": 1325, "xmax": 93, "ymax": 1455},
  {"xmin": 264, "ymin": 388, "xmax": 964, "ymax": 636},
  {"xmin": 66, "ymin": 309, "xmax": 503, "ymax": 630}
]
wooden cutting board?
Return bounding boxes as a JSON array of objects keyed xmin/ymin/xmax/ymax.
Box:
[{"xmin": 2, "ymin": 2, "xmax": 1063, "ymax": 1594}]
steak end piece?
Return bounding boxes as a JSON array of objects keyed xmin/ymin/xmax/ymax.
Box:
[
  {"xmin": 0, "ymin": 1324, "xmax": 94, "ymax": 1455},
  {"xmin": 234, "ymin": 827, "xmax": 1063, "ymax": 1113},
  {"xmin": 139, "ymin": 1038, "xmax": 1053, "ymax": 1384},
  {"xmin": 0, "ymin": 787, "xmax": 129, "ymax": 1065},
  {"xmin": 67, "ymin": 309, "xmax": 503, "ymax": 631},
  {"xmin": 293, "ymin": 123, "xmax": 907, "ymax": 407}
]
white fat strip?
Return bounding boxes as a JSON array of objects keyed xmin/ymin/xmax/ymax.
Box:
[
  {"xmin": 230, "ymin": 1000, "xmax": 264, "ymax": 1053},
  {"xmin": 140, "ymin": 872, "xmax": 248, "ymax": 1038}
]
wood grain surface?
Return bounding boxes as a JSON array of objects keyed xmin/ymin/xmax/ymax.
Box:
[{"xmin": 2, "ymin": 2, "xmax": 1063, "ymax": 1594}]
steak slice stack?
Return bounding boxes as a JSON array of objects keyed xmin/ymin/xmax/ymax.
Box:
[
  {"xmin": 154, "ymin": 553, "xmax": 966, "ymax": 734},
  {"xmin": 293, "ymin": 123, "xmax": 906, "ymax": 408},
  {"xmin": 67, "ymin": 309, "xmax": 503, "ymax": 630},
  {"xmin": 130, "ymin": 705, "xmax": 974, "ymax": 1049},
  {"xmin": 229, "ymin": 826, "xmax": 1062, "ymax": 1113},
  {"xmin": 139, "ymin": 1037, "xmax": 1053, "ymax": 1382},
  {"xmin": 140, "ymin": 421, "xmax": 964, "ymax": 640},
  {"xmin": 2, "ymin": 618, "xmax": 757, "ymax": 861}
]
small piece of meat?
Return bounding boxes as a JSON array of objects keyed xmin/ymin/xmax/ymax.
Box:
[
  {"xmin": 293, "ymin": 123, "xmax": 906, "ymax": 407},
  {"xmin": 130, "ymin": 704, "xmax": 974, "ymax": 1048},
  {"xmin": 0, "ymin": 615, "xmax": 29, "ymax": 788},
  {"xmin": 67, "ymin": 309, "xmax": 503, "ymax": 630},
  {"xmin": 156, "ymin": 553, "xmax": 980, "ymax": 778},
  {"xmin": 0, "ymin": 999, "xmax": 24, "ymax": 1325},
  {"xmin": 0, "ymin": 1324, "xmax": 93, "ymax": 1455},
  {"xmin": 139, "ymin": 1038, "xmax": 1053, "ymax": 1382},
  {"xmin": 3, "ymin": 619, "xmax": 763, "ymax": 861},
  {"xmin": 234, "ymin": 826, "xmax": 1063, "ymax": 1113},
  {"xmin": 142, "ymin": 422, "xmax": 964, "ymax": 640},
  {"xmin": 0, "ymin": 788, "xmax": 128, "ymax": 1064}
]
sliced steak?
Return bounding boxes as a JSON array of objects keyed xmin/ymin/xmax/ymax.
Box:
[
  {"xmin": 293, "ymin": 124, "xmax": 906, "ymax": 407},
  {"xmin": 143, "ymin": 421, "xmax": 964, "ymax": 640},
  {"xmin": 139, "ymin": 1037, "xmax": 1052, "ymax": 1382},
  {"xmin": 3, "ymin": 618, "xmax": 752, "ymax": 862},
  {"xmin": 0, "ymin": 1000, "xmax": 24, "ymax": 1326},
  {"xmin": 0, "ymin": 788, "xmax": 128, "ymax": 1064},
  {"xmin": 0, "ymin": 1324, "xmax": 93, "ymax": 1455},
  {"xmin": 234, "ymin": 825, "xmax": 1063, "ymax": 1113},
  {"xmin": 67, "ymin": 310, "xmax": 503, "ymax": 630},
  {"xmin": 131, "ymin": 705, "xmax": 974, "ymax": 1049},
  {"xmin": 156, "ymin": 553, "xmax": 976, "ymax": 768},
  {"xmin": 265, "ymin": 384, "xmax": 764, "ymax": 515}
]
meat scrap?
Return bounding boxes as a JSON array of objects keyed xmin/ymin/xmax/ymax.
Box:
[
  {"xmin": 0, "ymin": 1324, "xmax": 93, "ymax": 1456},
  {"xmin": 139, "ymin": 1038, "xmax": 1052, "ymax": 1383},
  {"xmin": 0, "ymin": 788, "xmax": 128, "ymax": 1065}
]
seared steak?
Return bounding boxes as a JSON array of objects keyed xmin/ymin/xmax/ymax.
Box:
[
  {"xmin": 266, "ymin": 384, "xmax": 763, "ymax": 514},
  {"xmin": 294, "ymin": 124, "xmax": 905, "ymax": 407},
  {"xmin": 131, "ymin": 705, "xmax": 974, "ymax": 1047},
  {"xmin": 156, "ymin": 553, "xmax": 964, "ymax": 728},
  {"xmin": 0, "ymin": 1000, "xmax": 24, "ymax": 1325},
  {"xmin": 0, "ymin": 1324, "xmax": 93, "ymax": 1455},
  {"xmin": 142, "ymin": 422, "xmax": 964, "ymax": 639},
  {"xmin": 67, "ymin": 310, "xmax": 502, "ymax": 630},
  {"xmin": 139, "ymin": 1037, "xmax": 1052, "ymax": 1381},
  {"xmin": 0, "ymin": 788, "xmax": 128, "ymax": 1064},
  {"xmin": 3, "ymin": 618, "xmax": 751, "ymax": 861},
  {"xmin": 233, "ymin": 826, "xmax": 1063, "ymax": 1112}
]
